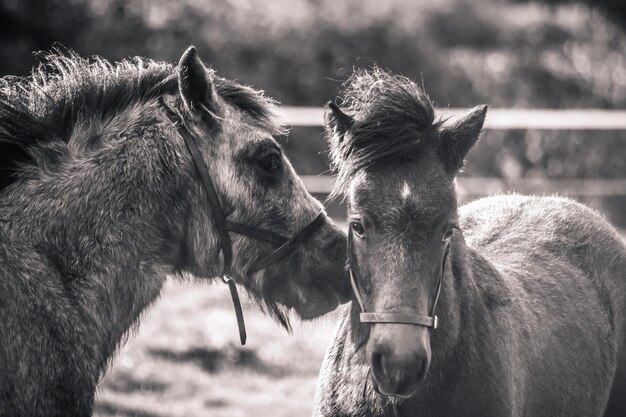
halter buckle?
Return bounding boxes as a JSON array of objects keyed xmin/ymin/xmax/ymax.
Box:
[
  {"xmin": 222, "ymin": 275, "xmax": 233, "ymax": 284},
  {"xmin": 433, "ymin": 315, "xmax": 439, "ymax": 330}
]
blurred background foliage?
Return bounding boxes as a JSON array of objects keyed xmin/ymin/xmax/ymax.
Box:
[{"xmin": 1, "ymin": 0, "xmax": 624, "ymax": 224}]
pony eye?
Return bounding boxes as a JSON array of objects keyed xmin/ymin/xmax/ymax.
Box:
[
  {"xmin": 258, "ymin": 153, "xmax": 282, "ymax": 173},
  {"xmin": 351, "ymin": 221, "xmax": 365, "ymax": 238},
  {"xmin": 443, "ymin": 228, "xmax": 454, "ymax": 242}
]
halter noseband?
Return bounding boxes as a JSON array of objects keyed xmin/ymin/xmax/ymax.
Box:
[
  {"xmin": 347, "ymin": 225, "xmax": 449, "ymax": 330},
  {"xmin": 161, "ymin": 99, "xmax": 326, "ymax": 345}
]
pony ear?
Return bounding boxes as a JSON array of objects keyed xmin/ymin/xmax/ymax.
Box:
[
  {"xmin": 177, "ymin": 46, "xmax": 216, "ymax": 114},
  {"xmin": 324, "ymin": 102, "xmax": 354, "ymax": 141},
  {"xmin": 438, "ymin": 105, "xmax": 488, "ymax": 172}
]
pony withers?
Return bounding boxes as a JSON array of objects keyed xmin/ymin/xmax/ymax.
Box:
[
  {"xmin": 0, "ymin": 47, "xmax": 350, "ymax": 416},
  {"xmin": 314, "ymin": 68, "xmax": 626, "ymax": 417}
]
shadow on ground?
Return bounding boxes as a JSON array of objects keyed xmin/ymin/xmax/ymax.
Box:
[{"xmin": 148, "ymin": 344, "xmax": 287, "ymax": 376}]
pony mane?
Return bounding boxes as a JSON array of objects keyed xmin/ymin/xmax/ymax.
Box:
[
  {"xmin": 328, "ymin": 68, "xmax": 439, "ymax": 199},
  {"xmin": 0, "ymin": 50, "xmax": 279, "ymax": 193}
]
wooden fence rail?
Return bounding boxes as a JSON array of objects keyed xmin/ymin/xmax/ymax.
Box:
[
  {"xmin": 278, "ymin": 106, "xmax": 626, "ymax": 197},
  {"xmin": 278, "ymin": 107, "xmax": 626, "ymax": 130},
  {"xmin": 301, "ymin": 176, "xmax": 626, "ymax": 197}
]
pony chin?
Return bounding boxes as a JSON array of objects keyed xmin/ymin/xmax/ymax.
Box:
[
  {"xmin": 292, "ymin": 290, "xmax": 340, "ymax": 320},
  {"xmin": 273, "ymin": 276, "xmax": 342, "ymax": 321},
  {"xmin": 250, "ymin": 280, "xmax": 340, "ymax": 328}
]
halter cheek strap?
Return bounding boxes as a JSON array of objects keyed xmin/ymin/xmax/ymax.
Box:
[
  {"xmin": 347, "ymin": 228, "xmax": 449, "ymax": 330},
  {"xmin": 246, "ymin": 212, "xmax": 326, "ymax": 275},
  {"xmin": 161, "ymin": 99, "xmax": 326, "ymax": 345}
]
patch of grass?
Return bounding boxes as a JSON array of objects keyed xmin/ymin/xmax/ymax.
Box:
[
  {"xmin": 95, "ymin": 401, "xmax": 163, "ymax": 417},
  {"xmin": 95, "ymin": 280, "xmax": 342, "ymax": 417},
  {"xmin": 147, "ymin": 344, "xmax": 287, "ymax": 376}
]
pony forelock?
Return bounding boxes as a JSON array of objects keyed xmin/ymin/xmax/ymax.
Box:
[{"xmin": 327, "ymin": 67, "xmax": 439, "ymax": 200}]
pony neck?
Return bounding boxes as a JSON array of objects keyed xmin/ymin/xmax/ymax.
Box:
[
  {"xmin": 426, "ymin": 230, "xmax": 507, "ymax": 388},
  {"xmin": 1, "ymin": 115, "xmax": 218, "ymax": 378}
]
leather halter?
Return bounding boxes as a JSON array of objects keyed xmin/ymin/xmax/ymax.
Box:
[
  {"xmin": 347, "ymin": 225, "xmax": 449, "ymax": 329},
  {"xmin": 160, "ymin": 99, "xmax": 326, "ymax": 345}
]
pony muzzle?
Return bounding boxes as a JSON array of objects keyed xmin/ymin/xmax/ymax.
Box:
[{"xmin": 368, "ymin": 323, "xmax": 432, "ymax": 398}]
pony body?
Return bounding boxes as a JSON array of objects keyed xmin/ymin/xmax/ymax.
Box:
[
  {"xmin": 316, "ymin": 194, "xmax": 626, "ymax": 416},
  {"xmin": 315, "ymin": 68, "xmax": 626, "ymax": 416},
  {"xmin": 0, "ymin": 48, "xmax": 350, "ymax": 416}
]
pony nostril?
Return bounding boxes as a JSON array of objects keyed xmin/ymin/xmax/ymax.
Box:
[
  {"xmin": 415, "ymin": 358, "xmax": 428, "ymax": 381},
  {"xmin": 371, "ymin": 351, "xmax": 389, "ymax": 383},
  {"xmin": 371, "ymin": 351, "xmax": 383, "ymax": 372}
]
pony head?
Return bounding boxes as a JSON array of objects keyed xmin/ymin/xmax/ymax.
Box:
[
  {"xmin": 0, "ymin": 47, "xmax": 352, "ymax": 332},
  {"xmin": 169, "ymin": 47, "xmax": 352, "ymax": 326},
  {"xmin": 325, "ymin": 68, "xmax": 487, "ymax": 397}
]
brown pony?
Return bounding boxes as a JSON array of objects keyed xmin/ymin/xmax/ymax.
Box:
[
  {"xmin": 314, "ymin": 68, "xmax": 626, "ymax": 416},
  {"xmin": 0, "ymin": 47, "xmax": 350, "ymax": 416}
]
